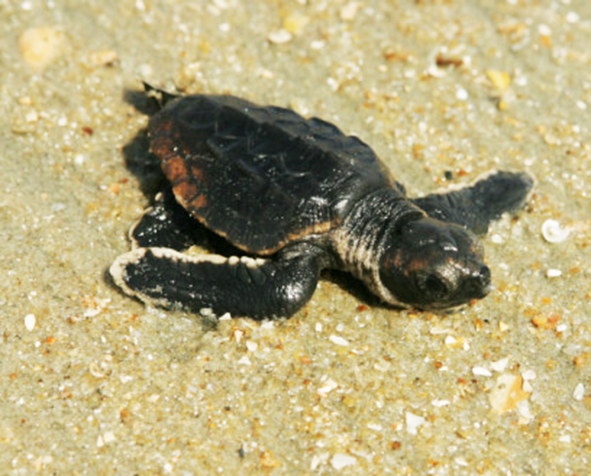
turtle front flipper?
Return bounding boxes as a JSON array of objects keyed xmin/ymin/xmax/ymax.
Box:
[
  {"xmin": 130, "ymin": 189, "xmax": 208, "ymax": 250},
  {"xmin": 412, "ymin": 171, "xmax": 533, "ymax": 234},
  {"xmin": 109, "ymin": 244, "xmax": 324, "ymax": 319}
]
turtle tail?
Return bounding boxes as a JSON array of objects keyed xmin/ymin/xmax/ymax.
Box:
[{"xmin": 143, "ymin": 82, "xmax": 181, "ymax": 109}]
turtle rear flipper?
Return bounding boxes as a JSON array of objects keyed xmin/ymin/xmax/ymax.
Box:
[
  {"xmin": 109, "ymin": 245, "xmax": 323, "ymax": 319},
  {"xmin": 413, "ymin": 171, "xmax": 533, "ymax": 234}
]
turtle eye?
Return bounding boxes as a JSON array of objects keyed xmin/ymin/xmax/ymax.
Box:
[{"xmin": 422, "ymin": 273, "xmax": 448, "ymax": 298}]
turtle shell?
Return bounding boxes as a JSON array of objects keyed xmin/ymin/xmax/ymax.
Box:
[{"xmin": 148, "ymin": 94, "xmax": 397, "ymax": 254}]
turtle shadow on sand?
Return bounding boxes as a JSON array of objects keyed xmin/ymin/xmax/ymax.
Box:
[{"xmin": 121, "ymin": 88, "xmax": 167, "ymax": 197}]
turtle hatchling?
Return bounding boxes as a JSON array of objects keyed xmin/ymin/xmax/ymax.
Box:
[{"xmin": 110, "ymin": 86, "xmax": 533, "ymax": 319}]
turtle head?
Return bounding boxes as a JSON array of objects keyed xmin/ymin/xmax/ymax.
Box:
[{"xmin": 379, "ymin": 217, "xmax": 491, "ymax": 310}]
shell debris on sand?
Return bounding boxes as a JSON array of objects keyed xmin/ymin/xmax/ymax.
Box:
[
  {"xmin": 330, "ymin": 453, "xmax": 357, "ymax": 470},
  {"xmin": 486, "ymin": 69, "xmax": 512, "ymax": 91},
  {"xmin": 541, "ymin": 219, "xmax": 571, "ymax": 243},
  {"xmin": 267, "ymin": 29, "xmax": 292, "ymax": 44},
  {"xmin": 18, "ymin": 26, "xmax": 65, "ymax": 70},
  {"xmin": 489, "ymin": 373, "xmax": 530, "ymax": 415}
]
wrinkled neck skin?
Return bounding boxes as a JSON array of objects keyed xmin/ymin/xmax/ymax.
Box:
[{"xmin": 331, "ymin": 188, "xmax": 425, "ymax": 306}]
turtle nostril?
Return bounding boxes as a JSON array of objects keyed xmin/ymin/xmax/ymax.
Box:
[{"xmin": 464, "ymin": 265, "xmax": 491, "ymax": 298}]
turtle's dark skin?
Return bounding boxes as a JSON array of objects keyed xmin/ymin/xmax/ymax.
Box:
[{"xmin": 110, "ymin": 86, "xmax": 533, "ymax": 319}]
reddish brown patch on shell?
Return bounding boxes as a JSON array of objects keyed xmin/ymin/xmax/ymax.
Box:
[
  {"xmin": 162, "ymin": 156, "xmax": 189, "ymax": 186},
  {"xmin": 172, "ymin": 180, "xmax": 206, "ymax": 209},
  {"xmin": 187, "ymin": 192, "xmax": 207, "ymax": 209},
  {"xmin": 149, "ymin": 119, "xmax": 182, "ymax": 161},
  {"xmin": 150, "ymin": 134, "xmax": 176, "ymax": 160},
  {"xmin": 191, "ymin": 164, "xmax": 205, "ymax": 182}
]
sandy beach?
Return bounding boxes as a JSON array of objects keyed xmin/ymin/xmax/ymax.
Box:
[{"xmin": 1, "ymin": 1, "xmax": 590, "ymax": 474}]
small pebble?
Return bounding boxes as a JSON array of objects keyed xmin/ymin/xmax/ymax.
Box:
[
  {"xmin": 310, "ymin": 453, "xmax": 329, "ymax": 471},
  {"xmin": 522, "ymin": 369, "xmax": 536, "ymax": 381},
  {"xmin": 431, "ymin": 399, "xmax": 450, "ymax": 407},
  {"xmin": 310, "ymin": 40, "xmax": 325, "ymax": 50},
  {"xmin": 456, "ymin": 88, "xmax": 468, "ymax": 100},
  {"xmin": 90, "ymin": 49, "xmax": 118, "ymax": 67},
  {"xmin": 25, "ymin": 110, "xmax": 39, "ymax": 123},
  {"xmin": 444, "ymin": 335, "xmax": 457, "ymax": 346},
  {"xmin": 260, "ymin": 451, "xmax": 280, "ymax": 468},
  {"xmin": 317, "ymin": 378, "xmax": 338, "ymax": 397},
  {"xmin": 546, "ymin": 268, "xmax": 562, "ymax": 278},
  {"xmin": 537, "ymin": 24, "xmax": 552, "ymax": 36},
  {"xmin": 516, "ymin": 399, "xmax": 533, "ymax": 422},
  {"xmin": 491, "ymin": 234, "xmax": 503, "ymax": 244},
  {"xmin": 541, "ymin": 219, "xmax": 570, "ymax": 243},
  {"xmin": 24, "ymin": 313, "xmax": 36, "ymax": 331},
  {"xmin": 340, "ymin": 2, "xmax": 362, "ymax": 21},
  {"xmin": 566, "ymin": 11, "xmax": 580, "ymax": 23},
  {"xmin": 282, "ymin": 13, "xmax": 309, "ymax": 35},
  {"xmin": 245, "ymin": 341, "xmax": 258, "ymax": 352}
]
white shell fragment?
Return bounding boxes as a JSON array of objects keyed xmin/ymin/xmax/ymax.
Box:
[
  {"xmin": 546, "ymin": 269, "xmax": 563, "ymax": 278},
  {"xmin": 491, "ymin": 357, "xmax": 510, "ymax": 372},
  {"xmin": 329, "ymin": 335, "xmax": 349, "ymax": 346},
  {"xmin": 472, "ymin": 366, "xmax": 492, "ymax": 377},
  {"xmin": 431, "ymin": 399, "xmax": 451, "ymax": 407},
  {"xmin": 405, "ymin": 412, "xmax": 425, "ymax": 435},
  {"xmin": 541, "ymin": 219, "xmax": 570, "ymax": 243},
  {"xmin": 24, "ymin": 313, "xmax": 36, "ymax": 331},
  {"xmin": 267, "ymin": 29, "xmax": 292, "ymax": 44},
  {"xmin": 573, "ymin": 383, "xmax": 585, "ymax": 401},
  {"xmin": 317, "ymin": 378, "xmax": 338, "ymax": 397},
  {"xmin": 331, "ymin": 453, "xmax": 357, "ymax": 470}
]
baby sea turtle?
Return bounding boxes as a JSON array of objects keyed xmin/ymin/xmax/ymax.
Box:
[{"xmin": 110, "ymin": 86, "xmax": 533, "ymax": 319}]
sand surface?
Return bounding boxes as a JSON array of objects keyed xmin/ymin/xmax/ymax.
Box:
[{"xmin": 1, "ymin": 1, "xmax": 590, "ymax": 474}]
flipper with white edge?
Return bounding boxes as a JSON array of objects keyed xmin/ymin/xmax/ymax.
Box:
[{"xmin": 109, "ymin": 245, "xmax": 323, "ymax": 319}]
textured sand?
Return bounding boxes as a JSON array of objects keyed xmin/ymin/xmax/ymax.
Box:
[{"xmin": 1, "ymin": 1, "xmax": 590, "ymax": 474}]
